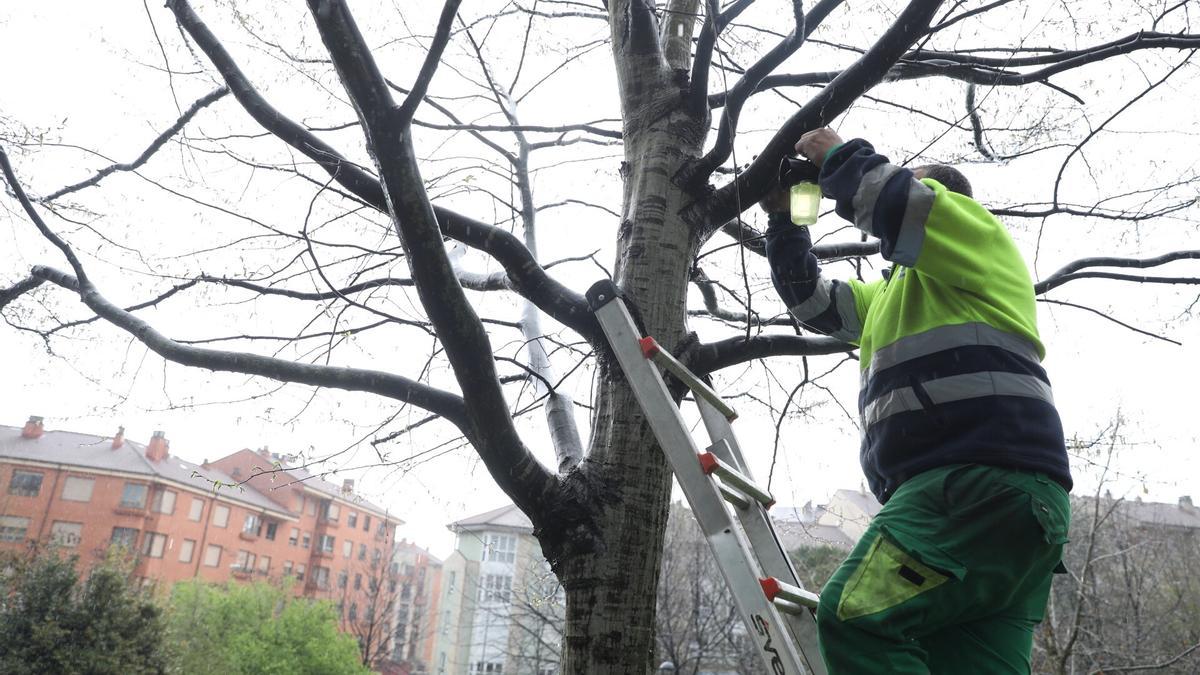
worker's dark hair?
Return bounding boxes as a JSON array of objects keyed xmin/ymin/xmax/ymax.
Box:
[{"xmin": 914, "ymin": 164, "xmax": 973, "ymax": 198}]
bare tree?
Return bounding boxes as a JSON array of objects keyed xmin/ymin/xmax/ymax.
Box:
[
  {"xmin": 656, "ymin": 502, "xmax": 757, "ymax": 675},
  {"xmin": 1036, "ymin": 422, "xmax": 1200, "ymax": 675},
  {"xmin": 3, "ymin": 1, "xmax": 1200, "ymax": 671},
  {"xmin": 504, "ymin": 558, "xmax": 567, "ymax": 675},
  {"xmin": 323, "ymin": 544, "xmax": 402, "ymax": 669}
]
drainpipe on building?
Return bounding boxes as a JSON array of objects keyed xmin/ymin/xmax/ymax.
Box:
[
  {"xmin": 33, "ymin": 465, "xmax": 63, "ymax": 542},
  {"xmin": 193, "ymin": 494, "xmax": 216, "ymax": 578}
]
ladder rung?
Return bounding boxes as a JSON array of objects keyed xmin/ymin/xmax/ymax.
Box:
[
  {"xmin": 760, "ymin": 577, "xmax": 820, "ymax": 609},
  {"xmin": 699, "ymin": 452, "xmax": 774, "ymax": 508},
  {"xmin": 639, "ymin": 337, "xmax": 738, "ymax": 421},
  {"xmin": 717, "ymin": 484, "xmax": 751, "ymax": 510},
  {"xmin": 772, "ymin": 597, "xmax": 808, "ymax": 615}
]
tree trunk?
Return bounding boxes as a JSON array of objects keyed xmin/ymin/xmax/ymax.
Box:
[{"xmin": 555, "ymin": 47, "xmax": 708, "ymax": 669}]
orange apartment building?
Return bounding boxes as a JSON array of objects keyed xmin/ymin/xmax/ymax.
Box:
[{"xmin": 0, "ymin": 415, "xmax": 437, "ymax": 665}]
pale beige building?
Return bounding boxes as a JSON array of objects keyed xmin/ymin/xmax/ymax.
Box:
[{"xmin": 432, "ymin": 505, "xmax": 561, "ymax": 675}]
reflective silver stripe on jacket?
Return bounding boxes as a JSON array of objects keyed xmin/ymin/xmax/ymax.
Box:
[
  {"xmin": 787, "ymin": 277, "xmax": 833, "ymax": 322},
  {"xmin": 863, "ymin": 371, "xmax": 1055, "ymax": 428},
  {"xmin": 789, "ymin": 280, "xmax": 862, "ymax": 343},
  {"xmin": 829, "ymin": 282, "xmax": 863, "ymax": 343},
  {"xmin": 862, "ymin": 322, "xmax": 1042, "ymax": 388},
  {"xmin": 852, "ymin": 164, "xmax": 903, "ymax": 236},
  {"xmin": 890, "ymin": 180, "xmax": 936, "ymax": 267}
]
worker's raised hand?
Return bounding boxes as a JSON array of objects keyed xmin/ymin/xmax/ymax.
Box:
[{"xmin": 796, "ymin": 128, "xmax": 844, "ymax": 167}]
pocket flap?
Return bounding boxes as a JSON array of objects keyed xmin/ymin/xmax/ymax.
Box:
[
  {"xmin": 1030, "ymin": 495, "xmax": 1070, "ymax": 546},
  {"xmin": 881, "ymin": 525, "xmax": 967, "ymax": 581}
]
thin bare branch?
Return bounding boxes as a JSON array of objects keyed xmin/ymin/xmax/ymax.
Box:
[
  {"xmin": 695, "ymin": 0, "xmax": 947, "ymax": 233},
  {"xmin": 0, "ymin": 275, "xmax": 44, "ymax": 310},
  {"xmin": 304, "ymin": 0, "xmax": 560, "ymax": 523},
  {"xmin": 39, "ymin": 86, "xmax": 228, "ymax": 202},
  {"xmin": 167, "ymin": 0, "xmax": 598, "ymax": 342},
  {"xmin": 396, "ymin": 0, "xmax": 463, "ymax": 125}
]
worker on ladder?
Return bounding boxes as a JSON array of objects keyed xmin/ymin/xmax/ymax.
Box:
[{"xmin": 760, "ymin": 128, "xmax": 1073, "ymax": 673}]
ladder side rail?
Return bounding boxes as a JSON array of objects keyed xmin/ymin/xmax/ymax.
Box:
[
  {"xmin": 697, "ymin": 398, "xmax": 751, "ymax": 474},
  {"xmin": 590, "ymin": 294, "xmax": 812, "ymax": 675},
  {"xmin": 697, "ymin": 401, "xmax": 829, "ymax": 675}
]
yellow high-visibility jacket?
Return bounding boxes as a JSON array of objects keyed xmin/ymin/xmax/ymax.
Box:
[{"xmin": 766, "ymin": 139, "xmax": 1071, "ymax": 503}]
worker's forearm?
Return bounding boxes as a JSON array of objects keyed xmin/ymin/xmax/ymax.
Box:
[
  {"xmin": 765, "ymin": 213, "xmax": 861, "ymax": 340},
  {"xmin": 765, "ymin": 212, "xmax": 821, "ymax": 311}
]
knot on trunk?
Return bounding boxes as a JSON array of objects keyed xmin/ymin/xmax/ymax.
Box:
[{"xmin": 531, "ymin": 467, "xmax": 617, "ymax": 573}]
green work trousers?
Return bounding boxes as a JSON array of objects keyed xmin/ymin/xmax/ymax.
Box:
[{"xmin": 816, "ymin": 464, "xmax": 1070, "ymax": 674}]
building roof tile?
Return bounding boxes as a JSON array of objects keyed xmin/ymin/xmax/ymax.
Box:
[{"xmin": 2, "ymin": 424, "xmax": 288, "ymax": 518}]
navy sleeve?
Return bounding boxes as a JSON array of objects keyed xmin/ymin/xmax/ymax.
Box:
[
  {"xmin": 819, "ymin": 139, "xmax": 936, "ymax": 267},
  {"xmin": 765, "ymin": 212, "xmax": 864, "ymax": 343}
]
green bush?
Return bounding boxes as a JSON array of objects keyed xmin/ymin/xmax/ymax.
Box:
[
  {"xmin": 0, "ymin": 545, "xmax": 167, "ymax": 674},
  {"xmin": 165, "ymin": 579, "xmax": 368, "ymax": 675}
]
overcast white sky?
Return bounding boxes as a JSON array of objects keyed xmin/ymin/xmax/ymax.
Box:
[{"xmin": 1, "ymin": 1, "xmax": 1197, "ymax": 558}]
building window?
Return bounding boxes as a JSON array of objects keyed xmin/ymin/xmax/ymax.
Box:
[
  {"xmin": 119, "ymin": 483, "xmax": 148, "ymax": 509},
  {"xmin": 477, "ymin": 574, "xmax": 513, "ymax": 603},
  {"xmin": 257, "ymin": 555, "xmax": 271, "ymax": 574},
  {"xmin": 313, "ymin": 566, "xmax": 330, "ymax": 589},
  {"xmin": 60, "ymin": 476, "xmax": 95, "ymax": 502},
  {"xmin": 282, "ymin": 560, "xmax": 293, "ymax": 576},
  {"xmin": 377, "ymin": 521, "xmax": 388, "ymax": 538},
  {"xmin": 320, "ymin": 500, "xmax": 340, "ymax": 522},
  {"xmin": 349, "ymin": 603, "xmax": 358, "ymax": 621},
  {"xmin": 347, "ymin": 511, "xmax": 357, "ymax": 528},
  {"xmin": 342, "ymin": 540, "xmax": 352, "ymax": 558},
  {"xmin": 264, "ymin": 522, "xmax": 278, "ymax": 541},
  {"xmin": 306, "ymin": 499, "xmax": 317, "ymax": 517},
  {"xmin": 212, "ymin": 504, "xmax": 230, "ymax": 528},
  {"xmin": 203, "ymin": 544, "xmax": 222, "ymax": 567},
  {"xmin": 296, "ymin": 563, "xmax": 306, "ymax": 581},
  {"xmin": 111, "ymin": 527, "xmax": 139, "ymax": 549},
  {"xmin": 354, "ymin": 573, "xmax": 362, "ymax": 591},
  {"xmin": 318, "ymin": 535, "xmax": 335, "ymax": 553},
  {"xmin": 0, "ymin": 516, "xmax": 31, "ymax": 542},
  {"xmin": 235, "ymin": 550, "xmax": 256, "ymax": 571},
  {"xmin": 372, "ymin": 548, "xmax": 382, "ymax": 565},
  {"xmin": 8, "ymin": 471, "xmax": 44, "ymax": 497},
  {"xmin": 289, "ymin": 528, "xmax": 299, "ymax": 546},
  {"xmin": 301, "ymin": 532, "xmax": 311, "ymax": 549},
  {"xmin": 50, "ymin": 521, "xmax": 83, "ymax": 547},
  {"xmin": 188, "ymin": 498, "xmax": 203, "ymax": 522},
  {"xmin": 179, "ymin": 539, "xmax": 196, "ymax": 563},
  {"xmin": 338, "ymin": 571, "xmax": 348, "ymax": 589},
  {"xmin": 362, "ymin": 515, "xmax": 371, "ymax": 532},
  {"xmin": 141, "ymin": 532, "xmax": 168, "ymax": 559},
  {"xmin": 358, "ymin": 544, "xmax": 366, "ymax": 561},
  {"xmin": 151, "ymin": 489, "xmax": 176, "ymax": 515},
  {"xmin": 243, "ymin": 514, "xmax": 261, "ymax": 535},
  {"xmin": 472, "ymin": 661, "xmax": 504, "ymax": 673},
  {"xmin": 482, "ymin": 534, "xmax": 516, "ymax": 563},
  {"xmin": 441, "ymin": 611, "xmax": 450, "ymax": 636}
]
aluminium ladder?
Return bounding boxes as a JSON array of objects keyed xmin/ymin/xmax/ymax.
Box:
[{"xmin": 587, "ymin": 280, "xmax": 828, "ymax": 675}]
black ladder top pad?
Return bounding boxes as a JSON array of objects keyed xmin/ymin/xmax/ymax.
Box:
[{"xmin": 586, "ymin": 279, "xmax": 622, "ymax": 311}]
